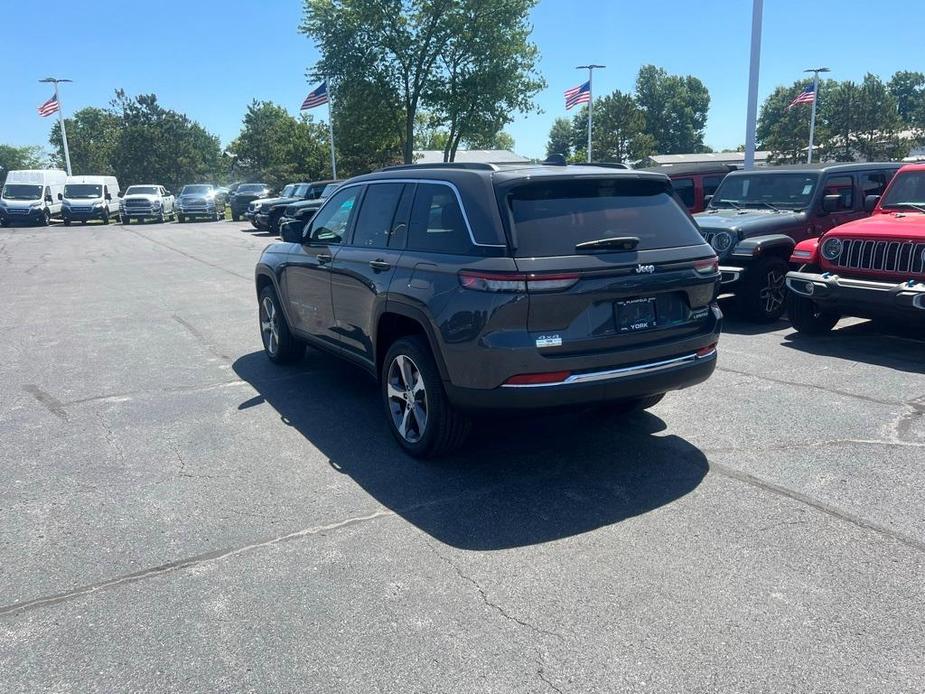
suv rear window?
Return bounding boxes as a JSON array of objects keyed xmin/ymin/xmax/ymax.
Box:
[{"xmin": 505, "ymin": 178, "xmax": 704, "ymax": 257}]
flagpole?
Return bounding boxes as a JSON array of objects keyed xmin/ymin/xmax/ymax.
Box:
[
  {"xmin": 325, "ymin": 79, "xmax": 337, "ymax": 180},
  {"xmin": 804, "ymin": 66, "xmax": 830, "ymax": 164},
  {"xmin": 40, "ymin": 77, "xmax": 72, "ymax": 175},
  {"xmin": 577, "ymin": 64, "xmax": 605, "ymax": 163},
  {"xmin": 743, "ymin": 0, "xmax": 763, "ymax": 171}
]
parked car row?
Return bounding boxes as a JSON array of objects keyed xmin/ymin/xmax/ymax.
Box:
[{"xmin": 0, "ymin": 170, "xmax": 124, "ymax": 226}]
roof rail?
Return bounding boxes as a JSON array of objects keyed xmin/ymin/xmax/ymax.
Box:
[
  {"xmin": 377, "ymin": 162, "xmax": 499, "ymax": 172},
  {"xmin": 583, "ymin": 161, "xmax": 631, "ymax": 170}
]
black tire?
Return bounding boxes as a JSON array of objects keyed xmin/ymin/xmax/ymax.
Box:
[
  {"xmin": 100, "ymin": 210, "xmax": 110, "ymax": 225},
  {"xmin": 381, "ymin": 336, "xmax": 470, "ymax": 458},
  {"xmin": 739, "ymin": 256, "xmax": 789, "ymax": 322},
  {"xmin": 598, "ymin": 392, "xmax": 665, "ymax": 415},
  {"xmin": 232, "ymin": 212, "xmax": 240, "ymax": 222},
  {"xmin": 42, "ymin": 209, "xmax": 50, "ymax": 226},
  {"xmin": 258, "ymin": 286, "xmax": 303, "ymax": 364},
  {"xmin": 177, "ymin": 214, "xmax": 186, "ymax": 223},
  {"xmin": 121, "ymin": 216, "xmax": 130, "ymax": 225},
  {"xmin": 157, "ymin": 211, "xmax": 165, "ymax": 224},
  {"xmin": 787, "ymin": 293, "xmax": 840, "ymax": 335},
  {"xmin": 62, "ymin": 218, "xmax": 70, "ymax": 227}
]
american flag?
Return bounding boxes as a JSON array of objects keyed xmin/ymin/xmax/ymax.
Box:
[
  {"xmin": 787, "ymin": 84, "xmax": 815, "ymax": 109},
  {"xmin": 301, "ymin": 82, "xmax": 329, "ymax": 110},
  {"xmin": 564, "ymin": 81, "xmax": 591, "ymax": 110},
  {"xmin": 37, "ymin": 95, "xmax": 59, "ymax": 117}
]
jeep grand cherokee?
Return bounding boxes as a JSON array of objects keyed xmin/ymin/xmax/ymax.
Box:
[{"xmin": 253, "ymin": 162, "xmax": 722, "ymax": 457}]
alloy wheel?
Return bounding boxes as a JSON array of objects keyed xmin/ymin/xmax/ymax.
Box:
[
  {"xmin": 760, "ymin": 268, "xmax": 786, "ymax": 316},
  {"xmin": 386, "ymin": 354, "xmax": 428, "ymax": 443},
  {"xmin": 260, "ymin": 296, "xmax": 280, "ymax": 356}
]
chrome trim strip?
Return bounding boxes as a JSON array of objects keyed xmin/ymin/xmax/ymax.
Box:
[
  {"xmin": 719, "ymin": 265, "xmax": 743, "ymax": 284},
  {"xmin": 501, "ymin": 350, "xmax": 715, "ymax": 389},
  {"xmin": 311, "ymin": 178, "xmax": 506, "ymax": 248},
  {"xmin": 785, "ymin": 277, "xmax": 814, "ymax": 296}
]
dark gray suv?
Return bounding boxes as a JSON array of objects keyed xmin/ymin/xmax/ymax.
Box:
[{"xmin": 254, "ymin": 163, "xmax": 722, "ymax": 457}]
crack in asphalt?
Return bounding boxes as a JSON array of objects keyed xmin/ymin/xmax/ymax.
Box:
[
  {"xmin": 122, "ymin": 227, "xmax": 251, "ymax": 281},
  {"xmin": 537, "ymin": 668, "xmax": 565, "ymax": 694},
  {"xmin": 426, "ymin": 542, "xmax": 564, "ymax": 642},
  {"xmin": 172, "ymin": 314, "xmax": 233, "ymax": 362},
  {"xmin": 0, "ymin": 509, "xmax": 395, "ymax": 618},
  {"xmin": 95, "ymin": 411, "xmax": 127, "ymax": 466},
  {"xmin": 705, "ymin": 460, "xmax": 925, "ymax": 554},
  {"xmin": 716, "ymin": 365, "xmax": 905, "ymax": 406}
]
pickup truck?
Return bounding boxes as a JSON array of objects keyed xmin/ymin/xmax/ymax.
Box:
[{"xmin": 120, "ymin": 185, "xmax": 176, "ymax": 224}]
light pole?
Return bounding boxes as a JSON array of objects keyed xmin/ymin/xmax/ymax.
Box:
[
  {"xmin": 576, "ymin": 64, "xmax": 605, "ymax": 162},
  {"xmin": 743, "ymin": 0, "xmax": 763, "ymax": 171},
  {"xmin": 39, "ymin": 78, "xmax": 73, "ymax": 175},
  {"xmin": 804, "ymin": 67, "xmax": 830, "ymax": 163}
]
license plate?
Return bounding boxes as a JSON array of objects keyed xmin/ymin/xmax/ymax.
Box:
[{"xmin": 615, "ymin": 297, "xmax": 658, "ymax": 332}]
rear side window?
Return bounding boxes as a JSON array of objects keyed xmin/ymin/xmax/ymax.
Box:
[
  {"xmin": 505, "ymin": 178, "xmax": 704, "ymax": 257},
  {"xmin": 351, "ymin": 183, "xmax": 404, "ymax": 249},
  {"xmin": 673, "ymin": 178, "xmax": 695, "ymax": 209},
  {"xmin": 408, "ymin": 184, "xmax": 470, "ymax": 254},
  {"xmin": 860, "ymin": 171, "xmax": 890, "ymax": 197}
]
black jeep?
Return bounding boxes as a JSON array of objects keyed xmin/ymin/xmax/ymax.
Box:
[
  {"xmin": 694, "ymin": 162, "xmax": 900, "ymax": 321},
  {"xmin": 254, "ymin": 162, "xmax": 722, "ymax": 457}
]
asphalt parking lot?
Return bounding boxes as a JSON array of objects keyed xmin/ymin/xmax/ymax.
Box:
[{"xmin": 1, "ymin": 219, "xmax": 924, "ymax": 692}]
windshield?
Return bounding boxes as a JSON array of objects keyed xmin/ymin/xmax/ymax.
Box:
[
  {"xmin": 881, "ymin": 172, "xmax": 925, "ymax": 211},
  {"xmin": 126, "ymin": 186, "xmax": 159, "ymax": 195},
  {"xmin": 293, "ymin": 184, "xmax": 310, "ymax": 197},
  {"xmin": 279, "ymin": 185, "xmax": 295, "ymax": 197},
  {"xmin": 505, "ymin": 178, "xmax": 705, "ymax": 257},
  {"xmin": 239, "ymin": 184, "xmax": 266, "ymax": 193},
  {"xmin": 711, "ymin": 173, "xmax": 818, "ymax": 210},
  {"xmin": 320, "ymin": 183, "xmax": 338, "ymax": 199},
  {"xmin": 1, "ymin": 184, "xmax": 42, "ymax": 200},
  {"xmin": 181, "ymin": 185, "xmax": 212, "ymax": 195},
  {"xmin": 64, "ymin": 184, "xmax": 103, "ymax": 199}
]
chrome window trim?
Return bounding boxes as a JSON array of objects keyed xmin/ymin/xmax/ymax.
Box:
[{"xmin": 308, "ymin": 178, "xmax": 506, "ymax": 248}]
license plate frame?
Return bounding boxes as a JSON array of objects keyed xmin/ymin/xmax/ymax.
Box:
[{"xmin": 615, "ymin": 297, "xmax": 658, "ymax": 333}]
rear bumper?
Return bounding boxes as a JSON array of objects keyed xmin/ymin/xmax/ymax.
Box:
[
  {"xmin": 446, "ymin": 347, "xmax": 718, "ymax": 411},
  {"xmin": 255, "ymin": 213, "xmax": 271, "ymax": 228},
  {"xmin": 786, "ymin": 270, "xmax": 925, "ymax": 316}
]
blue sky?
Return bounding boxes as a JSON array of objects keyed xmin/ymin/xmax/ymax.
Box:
[{"xmin": 2, "ymin": 0, "xmax": 921, "ymax": 160}]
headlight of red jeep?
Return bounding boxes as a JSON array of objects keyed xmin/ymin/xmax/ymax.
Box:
[{"xmin": 821, "ymin": 238, "xmax": 842, "ymax": 261}]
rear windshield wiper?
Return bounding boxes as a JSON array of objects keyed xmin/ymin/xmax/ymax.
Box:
[
  {"xmin": 575, "ymin": 236, "xmax": 640, "ymax": 252},
  {"xmin": 714, "ymin": 199, "xmax": 742, "ymax": 210}
]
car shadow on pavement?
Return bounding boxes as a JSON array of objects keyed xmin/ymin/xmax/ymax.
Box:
[
  {"xmin": 232, "ymin": 349, "xmax": 709, "ymax": 551},
  {"xmin": 782, "ymin": 319, "xmax": 925, "ymax": 374}
]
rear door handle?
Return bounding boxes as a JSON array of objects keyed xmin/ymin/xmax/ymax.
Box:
[
  {"xmin": 369, "ymin": 259, "xmax": 391, "ymax": 271},
  {"xmin": 317, "ymin": 253, "xmax": 333, "ymax": 264}
]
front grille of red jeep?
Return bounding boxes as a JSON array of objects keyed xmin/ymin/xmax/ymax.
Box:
[{"xmin": 832, "ymin": 238, "xmax": 925, "ymax": 276}]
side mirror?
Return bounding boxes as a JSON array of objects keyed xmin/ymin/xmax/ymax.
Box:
[
  {"xmin": 703, "ymin": 194, "xmax": 713, "ymax": 207},
  {"xmin": 57, "ymin": 193, "xmax": 63, "ymax": 200},
  {"xmin": 821, "ymin": 194, "xmax": 841, "ymax": 214},
  {"xmin": 45, "ymin": 194, "xmax": 53, "ymax": 202},
  {"xmin": 105, "ymin": 192, "xmax": 112, "ymax": 201},
  {"xmin": 864, "ymin": 194, "xmax": 880, "ymax": 213},
  {"xmin": 280, "ymin": 221, "xmax": 305, "ymax": 243}
]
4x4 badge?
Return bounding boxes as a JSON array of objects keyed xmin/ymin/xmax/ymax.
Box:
[{"xmin": 635, "ymin": 264, "xmax": 656, "ymax": 274}]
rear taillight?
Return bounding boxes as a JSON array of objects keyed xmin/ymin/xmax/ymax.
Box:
[
  {"xmin": 504, "ymin": 371, "xmax": 572, "ymax": 386},
  {"xmin": 694, "ymin": 257, "xmax": 719, "ymax": 274},
  {"xmin": 458, "ymin": 271, "xmax": 579, "ymax": 292}
]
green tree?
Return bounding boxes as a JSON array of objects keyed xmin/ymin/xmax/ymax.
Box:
[
  {"xmin": 0, "ymin": 145, "xmax": 46, "ymax": 184},
  {"xmin": 230, "ymin": 101, "xmax": 330, "ymax": 187},
  {"xmin": 847, "ymin": 74, "xmax": 907, "ymax": 161},
  {"xmin": 757, "ymin": 79, "xmax": 822, "ymax": 163},
  {"xmin": 428, "ymin": 0, "xmax": 542, "ymax": 161},
  {"xmin": 48, "ymin": 107, "xmax": 119, "ymax": 174},
  {"xmin": 888, "ymin": 70, "xmax": 925, "ymax": 129},
  {"xmin": 301, "ymin": 0, "xmax": 542, "ymax": 164},
  {"xmin": 109, "ymin": 91, "xmax": 223, "ymax": 191},
  {"xmin": 634, "ymin": 65, "xmax": 710, "ymax": 154},
  {"xmin": 331, "ymin": 78, "xmax": 404, "ymax": 175},
  {"xmin": 579, "ymin": 91, "xmax": 654, "ymax": 163},
  {"xmin": 545, "ymin": 117, "xmax": 573, "ymax": 159},
  {"xmin": 464, "ymin": 130, "xmax": 515, "ymax": 151}
]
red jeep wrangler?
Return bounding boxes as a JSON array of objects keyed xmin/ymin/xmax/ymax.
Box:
[{"xmin": 786, "ymin": 163, "xmax": 925, "ymax": 333}]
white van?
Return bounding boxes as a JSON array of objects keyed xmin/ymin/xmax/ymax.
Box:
[
  {"xmin": 61, "ymin": 175, "xmax": 122, "ymax": 225},
  {"xmin": 0, "ymin": 169, "xmax": 68, "ymax": 226}
]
